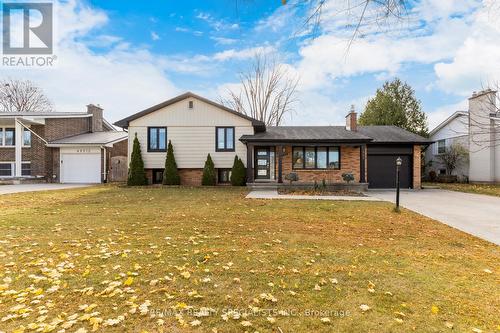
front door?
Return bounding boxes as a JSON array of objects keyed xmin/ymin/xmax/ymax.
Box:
[{"xmin": 255, "ymin": 147, "xmax": 271, "ymax": 180}]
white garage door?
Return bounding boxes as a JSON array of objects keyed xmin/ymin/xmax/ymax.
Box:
[{"xmin": 61, "ymin": 153, "xmax": 101, "ymax": 183}]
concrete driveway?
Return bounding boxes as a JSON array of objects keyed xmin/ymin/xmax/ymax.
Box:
[
  {"xmin": 0, "ymin": 183, "xmax": 91, "ymax": 195},
  {"xmin": 370, "ymin": 189, "xmax": 500, "ymax": 245}
]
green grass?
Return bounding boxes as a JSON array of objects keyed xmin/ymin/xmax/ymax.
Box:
[
  {"xmin": 0, "ymin": 185, "xmax": 498, "ymax": 333},
  {"xmin": 424, "ymin": 182, "xmax": 500, "ymax": 197}
]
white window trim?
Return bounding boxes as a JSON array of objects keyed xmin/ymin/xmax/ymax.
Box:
[
  {"xmin": 0, "ymin": 161, "xmax": 32, "ymax": 178},
  {"xmin": 0, "ymin": 127, "xmax": 31, "ymax": 148},
  {"xmin": 435, "ymin": 139, "xmax": 446, "ymax": 155}
]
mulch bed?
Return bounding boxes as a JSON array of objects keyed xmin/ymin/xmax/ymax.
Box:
[{"xmin": 278, "ymin": 188, "xmax": 366, "ymax": 196}]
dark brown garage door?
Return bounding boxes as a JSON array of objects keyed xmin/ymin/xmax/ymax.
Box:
[{"xmin": 367, "ymin": 154, "xmax": 412, "ymax": 189}]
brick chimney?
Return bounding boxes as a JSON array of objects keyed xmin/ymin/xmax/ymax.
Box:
[
  {"xmin": 345, "ymin": 105, "xmax": 357, "ymax": 131},
  {"xmin": 87, "ymin": 104, "xmax": 103, "ymax": 132}
]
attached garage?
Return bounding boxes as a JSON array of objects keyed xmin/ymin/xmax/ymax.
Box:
[
  {"xmin": 60, "ymin": 147, "xmax": 102, "ymax": 183},
  {"xmin": 47, "ymin": 131, "xmax": 128, "ymax": 184},
  {"xmin": 366, "ymin": 145, "xmax": 414, "ymax": 189}
]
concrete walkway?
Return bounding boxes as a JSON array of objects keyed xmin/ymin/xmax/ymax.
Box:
[
  {"xmin": 370, "ymin": 189, "xmax": 500, "ymax": 245},
  {"xmin": 0, "ymin": 183, "xmax": 92, "ymax": 195},
  {"xmin": 246, "ymin": 190, "xmax": 382, "ymax": 201}
]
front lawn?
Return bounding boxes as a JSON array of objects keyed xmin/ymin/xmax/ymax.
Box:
[
  {"xmin": 424, "ymin": 182, "xmax": 500, "ymax": 197},
  {"xmin": 0, "ymin": 186, "xmax": 498, "ymax": 332}
]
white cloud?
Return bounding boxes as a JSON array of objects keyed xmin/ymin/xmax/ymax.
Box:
[
  {"xmin": 295, "ymin": 12, "xmax": 471, "ymax": 90},
  {"xmin": 196, "ymin": 11, "xmax": 239, "ymax": 31},
  {"xmin": 427, "ymin": 99, "xmax": 468, "ymax": 130},
  {"xmin": 151, "ymin": 31, "xmax": 160, "ymax": 41},
  {"xmin": 433, "ymin": 1, "xmax": 500, "ymax": 95},
  {"xmin": 210, "ymin": 36, "xmax": 238, "ymax": 45},
  {"xmin": 212, "ymin": 45, "xmax": 274, "ymax": 62},
  {"xmin": 3, "ymin": 0, "xmax": 179, "ymax": 123}
]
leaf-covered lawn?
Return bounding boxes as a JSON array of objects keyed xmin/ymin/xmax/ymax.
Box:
[
  {"xmin": 424, "ymin": 182, "xmax": 500, "ymax": 198},
  {"xmin": 0, "ymin": 185, "xmax": 498, "ymax": 333}
]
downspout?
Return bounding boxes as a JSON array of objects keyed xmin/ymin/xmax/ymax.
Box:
[{"xmin": 101, "ymin": 146, "xmax": 107, "ymax": 183}]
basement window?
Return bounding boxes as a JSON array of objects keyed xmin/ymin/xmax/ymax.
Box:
[
  {"xmin": 0, "ymin": 163, "xmax": 12, "ymax": 177},
  {"xmin": 22, "ymin": 162, "xmax": 31, "ymax": 176},
  {"xmin": 218, "ymin": 169, "xmax": 231, "ymax": 183}
]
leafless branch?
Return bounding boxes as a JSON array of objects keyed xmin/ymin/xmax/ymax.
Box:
[
  {"xmin": 0, "ymin": 78, "xmax": 53, "ymax": 113},
  {"xmin": 220, "ymin": 53, "xmax": 299, "ymax": 126}
]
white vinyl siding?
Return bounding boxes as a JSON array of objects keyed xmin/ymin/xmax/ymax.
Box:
[
  {"xmin": 128, "ymin": 126, "xmax": 252, "ymax": 168},
  {"xmin": 129, "ymin": 98, "xmax": 252, "ymax": 127},
  {"xmin": 127, "ymin": 97, "xmax": 254, "ymax": 169}
]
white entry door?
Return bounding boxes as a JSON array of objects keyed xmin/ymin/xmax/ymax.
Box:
[{"xmin": 60, "ymin": 151, "xmax": 101, "ymax": 183}]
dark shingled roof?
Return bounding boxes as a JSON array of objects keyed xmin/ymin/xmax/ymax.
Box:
[
  {"xmin": 357, "ymin": 125, "xmax": 432, "ymax": 143},
  {"xmin": 240, "ymin": 125, "xmax": 431, "ymax": 144},
  {"xmin": 240, "ymin": 126, "xmax": 373, "ymax": 143}
]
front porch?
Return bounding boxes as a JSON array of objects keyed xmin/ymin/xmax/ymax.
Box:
[{"xmin": 245, "ymin": 143, "xmax": 368, "ymax": 186}]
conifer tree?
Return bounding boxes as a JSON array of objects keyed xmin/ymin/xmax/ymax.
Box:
[
  {"xmin": 127, "ymin": 133, "xmax": 148, "ymax": 186},
  {"xmin": 230, "ymin": 155, "xmax": 246, "ymax": 186},
  {"xmin": 202, "ymin": 154, "xmax": 216, "ymax": 186},
  {"xmin": 162, "ymin": 140, "xmax": 180, "ymax": 185}
]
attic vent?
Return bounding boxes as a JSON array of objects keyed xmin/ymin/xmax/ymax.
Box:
[{"xmin": 188, "ymin": 100, "xmax": 194, "ymax": 109}]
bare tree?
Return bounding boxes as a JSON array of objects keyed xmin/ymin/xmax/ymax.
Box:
[
  {"xmin": 436, "ymin": 143, "xmax": 468, "ymax": 175},
  {"xmin": 0, "ymin": 78, "xmax": 53, "ymax": 113},
  {"xmin": 220, "ymin": 54, "xmax": 299, "ymax": 126}
]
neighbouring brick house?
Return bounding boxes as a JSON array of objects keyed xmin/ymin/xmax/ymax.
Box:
[
  {"xmin": 115, "ymin": 92, "xmax": 430, "ymax": 188},
  {"xmin": 0, "ymin": 105, "xmax": 127, "ymax": 183}
]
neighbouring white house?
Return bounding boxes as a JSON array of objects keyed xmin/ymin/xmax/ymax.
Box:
[
  {"xmin": 427, "ymin": 89, "xmax": 500, "ymax": 183},
  {"xmin": 426, "ymin": 111, "xmax": 469, "ymax": 180}
]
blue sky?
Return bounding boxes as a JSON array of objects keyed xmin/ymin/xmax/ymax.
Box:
[{"xmin": 3, "ymin": 0, "xmax": 499, "ymax": 129}]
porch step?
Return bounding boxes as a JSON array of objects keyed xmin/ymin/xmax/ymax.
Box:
[{"xmin": 246, "ymin": 182, "xmax": 278, "ymax": 191}]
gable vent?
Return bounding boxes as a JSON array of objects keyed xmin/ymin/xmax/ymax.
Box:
[{"xmin": 188, "ymin": 100, "xmax": 194, "ymax": 109}]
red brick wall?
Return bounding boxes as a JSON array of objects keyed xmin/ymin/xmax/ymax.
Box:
[
  {"xmin": 109, "ymin": 140, "xmax": 128, "ymax": 157},
  {"xmin": 44, "ymin": 118, "xmax": 91, "ymax": 141},
  {"xmin": 0, "ymin": 148, "xmax": 32, "ymax": 160},
  {"xmin": 281, "ymin": 145, "xmax": 362, "ymax": 183},
  {"xmin": 145, "ymin": 168, "xmax": 204, "ymax": 185},
  {"xmin": 413, "ymin": 145, "xmax": 421, "ymax": 189},
  {"xmin": 30, "ymin": 125, "xmax": 47, "ymax": 177},
  {"xmin": 47, "ymin": 148, "xmax": 60, "ymax": 182},
  {"xmin": 179, "ymin": 168, "xmax": 203, "ymax": 186},
  {"xmin": 0, "ymin": 148, "xmax": 14, "ymax": 161}
]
